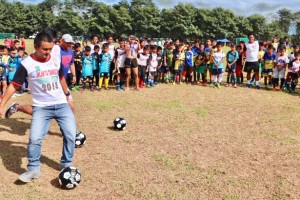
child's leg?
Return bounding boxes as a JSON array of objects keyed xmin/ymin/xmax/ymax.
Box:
[
  {"xmin": 99, "ymin": 76, "xmax": 104, "ymax": 88},
  {"xmin": 104, "ymin": 77, "xmax": 109, "ymax": 89},
  {"xmin": 280, "ymin": 78, "xmax": 285, "ymax": 89},
  {"xmin": 227, "ymin": 72, "xmax": 231, "ymax": 84},
  {"xmin": 89, "ymin": 77, "xmax": 93, "ymax": 90},
  {"xmin": 217, "ymin": 70, "xmax": 223, "ymax": 83}
]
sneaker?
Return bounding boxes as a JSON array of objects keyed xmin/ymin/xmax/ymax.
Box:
[
  {"xmin": 216, "ymin": 83, "xmax": 221, "ymax": 89},
  {"xmin": 225, "ymin": 84, "xmax": 230, "ymax": 87},
  {"xmin": 117, "ymin": 87, "xmax": 123, "ymax": 91},
  {"xmin": 5, "ymin": 103, "xmax": 19, "ymax": 118},
  {"xmin": 246, "ymin": 84, "xmax": 251, "ymax": 88},
  {"xmin": 95, "ymin": 86, "xmax": 99, "ymax": 90},
  {"xmin": 19, "ymin": 170, "xmax": 40, "ymax": 183},
  {"xmin": 179, "ymin": 82, "xmax": 183, "ymax": 85},
  {"xmin": 209, "ymin": 83, "xmax": 215, "ymax": 88},
  {"xmin": 234, "ymin": 84, "xmax": 237, "ymax": 88},
  {"xmin": 172, "ymin": 82, "xmax": 175, "ymax": 85},
  {"xmin": 256, "ymin": 85, "xmax": 261, "ymax": 90}
]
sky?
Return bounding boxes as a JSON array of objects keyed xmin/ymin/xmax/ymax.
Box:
[{"xmin": 17, "ymin": 0, "xmax": 299, "ymax": 17}]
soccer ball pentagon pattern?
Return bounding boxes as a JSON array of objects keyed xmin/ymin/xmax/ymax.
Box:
[
  {"xmin": 113, "ymin": 117, "xmax": 127, "ymax": 131},
  {"xmin": 75, "ymin": 131, "xmax": 86, "ymax": 148},
  {"xmin": 59, "ymin": 167, "xmax": 81, "ymax": 189}
]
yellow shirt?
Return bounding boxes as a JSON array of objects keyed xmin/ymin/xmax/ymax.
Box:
[
  {"xmin": 258, "ymin": 51, "xmax": 265, "ymax": 60},
  {"xmin": 1, "ymin": 55, "xmax": 9, "ymax": 64}
]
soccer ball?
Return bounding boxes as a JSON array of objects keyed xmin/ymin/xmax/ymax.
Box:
[
  {"xmin": 75, "ymin": 131, "xmax": 86, "ymax": 148},
  {"xmin": 59, "ymin": 167, "xmax": 81, "ymax": 189},
  {"xmin": 113, "ymin": 117, "xmax": 127, "ymax": 131}
]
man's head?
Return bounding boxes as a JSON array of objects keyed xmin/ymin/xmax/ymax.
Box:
[
  {"xmin": 248, "ymin": 34, "xmax": 255, "ymax": 43},
  {"xmin": 279, "ymin": 47, "xmax": 285, "ymax": 56},
  {"xmin": 61, "ymin": 34, "xmax": 74, "ymax": 50},
  {"xmin": 200, "ymin": 43, "xmax": 205, "ymax": 51},
  {"xmin": 74, "ymin": 43, "xmax": 81, "ymax": 52},
  {"xmin": 33, "ymin": 32, "xmax": 54, "ymax": 60},
  {"xmin": 91, "ymin": 35, "xmax": 99, "ymax": 45},
  {"xmin": 106, "ymin": 35, "xmax": 113, "ymax": 44},
  {"xmin": 129, "ymin": 35, "xmax": 136, "ymax": 45},
  {"xmin": 119, "ymin": 39, "xmax": 125, "ymax": 49},
  {"xmin": 42, "ymin": 28, "xmax": 58, "ymax": 43}
]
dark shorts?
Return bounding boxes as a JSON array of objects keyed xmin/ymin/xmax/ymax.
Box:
[
  {"xmin": 0, "ymin": 76, "xmax": 7, "ymax": 82},
  {"xmin": 118, "ymin": 68, "xmax": 125, "ymax": 75},
  {"xmin": 100, "ymin": 72, "xmax": 109, "ymax": 78},
  {"xmin": 125, "ymin": 58, "xmax": 138, "ymax": 68},
  {"xmin": 212, "ymin": 68, "xmax": 223, "ymax": 75},
  {"xmin": 244, "ymin": 61, "xmax": 259, "ymax": 73},
  {"xmin": 263, "ymin": 68, "xmax": 273, "ymax": 76},
  {"xmin": 226, "ymin": 64, "xmax": 236, "ymax": 73},
  {"xmin": 83, "ymin": 76, "xmax": 93, "ymax": 81}
]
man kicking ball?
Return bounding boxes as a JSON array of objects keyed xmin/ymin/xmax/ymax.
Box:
[{"xmin": 0, "ymin": 32, "xmax": 76, "ymax": 182}]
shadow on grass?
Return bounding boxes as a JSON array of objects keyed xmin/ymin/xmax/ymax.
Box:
[
  {"xmin": 50, "ymin": 177, "xmax": 61, "ymax": 189},
  {"xmin": 0, "ymin": 140, "xmax": 60, "ymax": 179},
  {"xmin": 0, "ymin": 117, "xmax": 61, "ymax": 137}
]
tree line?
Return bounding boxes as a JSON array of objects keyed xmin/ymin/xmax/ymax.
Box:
[{"xmin": 0, "ymin": 0, "xmax": 300, "ymax": 42}]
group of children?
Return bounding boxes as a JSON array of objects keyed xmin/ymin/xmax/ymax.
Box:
[{"xmin": 0, "ymin": 45, "xmax": 29, "ymax": 97}]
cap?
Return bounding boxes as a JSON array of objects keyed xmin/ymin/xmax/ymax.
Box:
[{"xmin": 62, "ymin": 34, "xmax": 74, "ymax": 43}]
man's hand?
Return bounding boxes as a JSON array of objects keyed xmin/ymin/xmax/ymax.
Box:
[{"xmin": 72, "ymin": 76, "xmax": 76, "ymax": 84}]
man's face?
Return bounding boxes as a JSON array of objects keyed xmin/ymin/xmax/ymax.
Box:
[
  {"xmin": 157, "ymin": 50, "xmax": 162, "ymax": 55},
  {"xmin": 34, "ymin": 41, "xmax": 54, "ymax": 60},
  {"xmin": 85, "ymin": 50, "xmax": 91, "ymax": 56},
  {"xmin": 206, "ymin": 40, "xmax": 211, "ymax": 47},
  {"xmin": 62, "ymin": 40, "xmax": 73, "ymax": 49},
  {"xmin": 108, "ymin": 37, "xmax": 113, "ymax": 44},
  {"xmin": 249, "ymin": 35, "xmax": 255, "ymax": 43}
]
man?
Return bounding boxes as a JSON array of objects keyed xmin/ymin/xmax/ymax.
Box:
[
  {"xmin": 124, "ymin": 35, "xmax": 140, "ymax": 91},
  {"xmin": 5, "ymin": 31, "xmax": 76, "ymax": 117},
  {"xmin": 89, "ymin": 35, "xmax": 99, "ymax": 54},
  {"xmin": 244, "ymin": 34, "xmax": 261, "ymax": 89},
  {"xmin": 19, "ymin": 35, "xmax": 26, "ymax": 50},
  {"xmin": 0, "ymin": 32, "xmax": 76, "ymax": 183}
]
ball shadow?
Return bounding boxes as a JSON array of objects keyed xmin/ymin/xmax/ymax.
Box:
[{"xmin": 50, "ymin": 177, "xmax": 61, "ymax": 189}]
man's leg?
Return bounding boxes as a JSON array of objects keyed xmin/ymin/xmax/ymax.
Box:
[
  {"xmin": 55, "ymin": 103, "xmax": 76, "ymax": 169},
  {"xmin": 19, "ymin": 106, "xmax": 52, "ymax": 182},
  {"xmin": 132, "ymin": 67, "xmax": 139, "ymax": 89}
]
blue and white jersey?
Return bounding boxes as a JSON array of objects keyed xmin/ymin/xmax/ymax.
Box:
[
  {"xmin": 99, "ymin": 53, "xmax": 112, "ymax": 74},
  {"xmin": 185, "ymin": 51, "xmax": 194, "ymax": 67},
  {"xmin": 212, "ymin": 51, "xmax": 225, "ymax": 69},
  {"xmin": 81, "ymin": 55, "xmax": 93, "ymax": 77}
]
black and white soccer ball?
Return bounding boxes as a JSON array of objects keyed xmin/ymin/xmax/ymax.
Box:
[
  {"xmin": 113, "ymin": 117, "xmax": 127, "ymax": 131},
  {"xmin": 75, "ymin": 131, "xmax": 86, "ymax": 148},
  {"xmin": 59, "ymin": 167, "xmax": 81, "ymax": 189}
]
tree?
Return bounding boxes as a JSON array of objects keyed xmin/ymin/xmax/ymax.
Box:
[{"xmin": 277, "ymin": 8, "xmax": 293, "ymax": 34}]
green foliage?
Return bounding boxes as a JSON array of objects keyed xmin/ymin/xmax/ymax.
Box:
[{"xmin": 0, "ymin": 0, "xmax": 299, "ymax": 41}]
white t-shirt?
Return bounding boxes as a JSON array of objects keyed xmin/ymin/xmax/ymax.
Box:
[
  {"xmin": 290, "ymin": 61, "xmax": 300, "ymax": 73},
  {"xmin": 51, "ymin": 44, "xmax": 61, "ymax": 62},
  {"xmin": 245, "ymin": 41, "xmax": 259, "ymax": 62},
  {"xmin": 212, "ymin": 51, "xmax": 225, "ymax": 69},
  {"xmin": 12, "ymin": 55, "xmax": 67, "ymax": 107},
  {"xmin": 148, "ymin": 53, "xmax": 158, "ymax": 72},
  {"xmin": 116, "ymin": 48, "xmax": 126, "ymax": 68},
  {"xmin": 108, "ymin": 44, "xmax": 115, "ymax": 60},
  {"xmin": 137, "ymin": 53, "xmax": 149, "ymax": 66}
]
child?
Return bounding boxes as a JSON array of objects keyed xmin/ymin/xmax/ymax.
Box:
[
  {"xmin": 115, "ymin": 39, "xmax": 127, "ymax": 91},
  {"xmin": 98, "ymin": 43, "xmax": 112, "ymax": 90},
  {"xmin": 185, "ymin": 43, "xmax": 194, "ymax": 84},
  {"xmin": 226, "ymin": 45, "xmax": 239, "ymax": 87},
  {"xmin": 273, "ymin": 47, "xmax": 288, "ymax": 91},
  {"xmin": 81, "ymin": 46, "xmax": 94, "ymax": 92},
  {"xmin": 235, "ymin": 45, "xmax": 244, "ymax": 84},
  {"xmin": 106, "ymin": 35, "xmax": 116, "ymax": 84},
  {"xmin": 211, "ymin": 42, "xmax": 225, "ymax": 88},
  {"xmin": 263, "ymin": 45, "xmax": 276, "ymax": 88},
  {"xmin": 194, "ymin": 44, "xmax": 206, "ymax": 85},
  {"xmin": 173, "ymin": 44, "xmax": 184, "ymax": 84},
  {"xmin": 92, "ymin": 45, "xmax": 100, "ymax": 89},
  {"xmin": 156, "ymin": 46, "xmax": 163, "ymax": 84},
  {"xmin": 286, "ymin": 54, "xmax": 300, "ymax": 93},
  {"xmin": 0, "ymin": 47, "xmax": 9, "ymax": 96},
  {"xmin": 137, "ymin": 46, "xmax": 150, "ymax": 88},
  {"xmin": 7, "ymin": 48, "xmax": 18, "ymax": 85},
  {"xmin": 157, "ymin": 43, "xmax": 167, "ymax": 83},
  {"xmin": 164, "ymin": 42, "xmax": 174, "ymax": 83},
  {"xmin": 147, "ymin": 45, "xmax": 158, "ymax": 87},
  {"xmin": 204, "ymin": 39, "xmax": 213, "ymax": 83},
  {"xmin": 73, "ymin": 42, "xmax": 83, "ymax": 89}
]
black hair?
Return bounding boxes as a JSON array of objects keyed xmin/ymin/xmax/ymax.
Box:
[
  {"xmin": 14, "ymin": 40, "xmax": 20, "ymax": 44},
  {"xmin": 94, "ymin": 45, "xmax": 100, "ymax": 50},
  {"xmin": 34, "ymin": 32, "xmax": 53, "ymax": 48},
  {"xmin": 150, "ymin": 45, "xmax": 157, "ymax": 50},
  {"xmin": 267, "ymin": 44, "xmax": 273, "ymax": 49},
  {"xmin": 91, "ymin": 35, "xmax": 99, "ymax": 41},
  {"xmin": 74, "ymin": 42, "xmax": 81, "ymax": 48},
  {"xmin": 85, "ymin": 46, "xmax": 91, "ymax": 52},
  {"xmin": 9, "ymin": 48, "xmax": 15, "ymax": 52},
  {"xmin": 248, "ymin": 33, "xmax": 254, "ymax": 38},
  {"xmin": 194, "ymin": 39, "xmax": 200, "ymax": 44},
  {"xmin": 157, "ymin": 46, "xmax": 162, "ymax": 51},
  {"xmin": 18, "ymin": 47, "xmax": 24, "ymax": 52},
  {"xmin": 24, "ymin": 52, "xmax": 28, "ymax": 56},
  {"xmin": 106, "ymin": 35, "xmax": 113, "ymax": 40},
  {"xmin": 216, "ymin": 42, "xmax": 222, "ymax": 46},
  {"xmin": 42, "ymin": 28, "xmax": 58, "ymax": 39},
  {"xmin": 102, "ymin": 43, "xmax": 109, "ymax": 48},
  {"xmin": 119, "ymin": 38, "xmax": 125, "ymax": 42},
  {"xmin": 143, "ymin": 45, "xmax": 150, "ymax": 50}
]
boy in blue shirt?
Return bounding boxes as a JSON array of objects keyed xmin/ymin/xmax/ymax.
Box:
[
  {"xmin": 185, "ymin": 43, "xmax": 194, "ymax": 84},
  {"xmin": 226, "ymin": 45, "xmax": 239, "ymax": 88},
  {"xmin": 92, "ymin": 45, "xmax": 100, "ymax": 89},
  {"xmin": 211, "ymin": 42, "xmax": 225, "ymax": 88},
  {"xmin": 99, "ymin": 43, "xmax": 112, "ymax": 90},
  {"xmin": 81, "ymin": 46, "xmax": 94, "ymax": 92}
]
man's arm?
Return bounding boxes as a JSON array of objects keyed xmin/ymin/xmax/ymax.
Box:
[
  {"xmin": 70, "ymin": 63, "xmax": 76, "ymax": 84},
  {"xmin": 60, "ymin": 76, "xmax": 69, "ymax": 100},
  {"xmin": 0, "ymin": 83, "xmax": 18, "ymax": 117}
]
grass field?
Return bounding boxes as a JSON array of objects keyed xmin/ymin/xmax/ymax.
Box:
[{"xmin": 0, "ymin": 84, "xmax": 299, "ymax": 199}]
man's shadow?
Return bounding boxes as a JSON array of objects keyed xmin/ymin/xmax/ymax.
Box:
[
  {"xmin": 0, "ymin": 140, "xmax": 60, "ymax": 176},
  {"xmin": 0, "ymin": 118, "xmax": 61, "ymax": 137}
]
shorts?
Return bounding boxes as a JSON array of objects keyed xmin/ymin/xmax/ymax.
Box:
[
  {"xmin": 0, "ymin": 76, "xmax": 7, "ymax": 82},
  {"xmin": 226, "ymin": 63, "xmax": 236, "ymax": 73},
  {"xmin": 149, "ymin": 71, "xmax": 157, "ymax": 77},
  {"xmin": 125, "ymin": 58, "xmax": 138, "ymax": 68},
  {"xmin": 82, "ymin": 76, "xmax": 93, "ymax": 81},
  {"xmin": 286, "ymin": 72, "xmax": 299, "ymax": 81},
  {"xmin": 99, "ymin": 72, "xmax": 109, "ymax": 78},
  {"xmin": 196, "ymin": 66, "xmax": 206, "ymax": 74},
  {"xmin": 263, "ymin": 68, "xmax": 273, "ymax": 76},
  {"xmin": 207, "ymin": 63, "xmax": 213, "ymax": 70},
  {"xmin": 118, "ymin": 67, "xmax": 125, "ymax": 74},
  {"xmin": 244, "ymin": 62, "xmax": 259, "ymax": 73},
  {"xmin": 212, "ymin": 68, "xmax": 223, "ymax": 75},
  {"xmin": 273, "ymin": 68, "xmax": 286, "ymax": 79}
]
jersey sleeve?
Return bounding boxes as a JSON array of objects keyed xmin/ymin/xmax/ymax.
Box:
[
  {"xmin": 11, "ymin": 64, "xmax": 27, "ymax": 86},
  {"xmin": 59, "ymin": 63, "xmax": 64, "ymax": 79}
]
